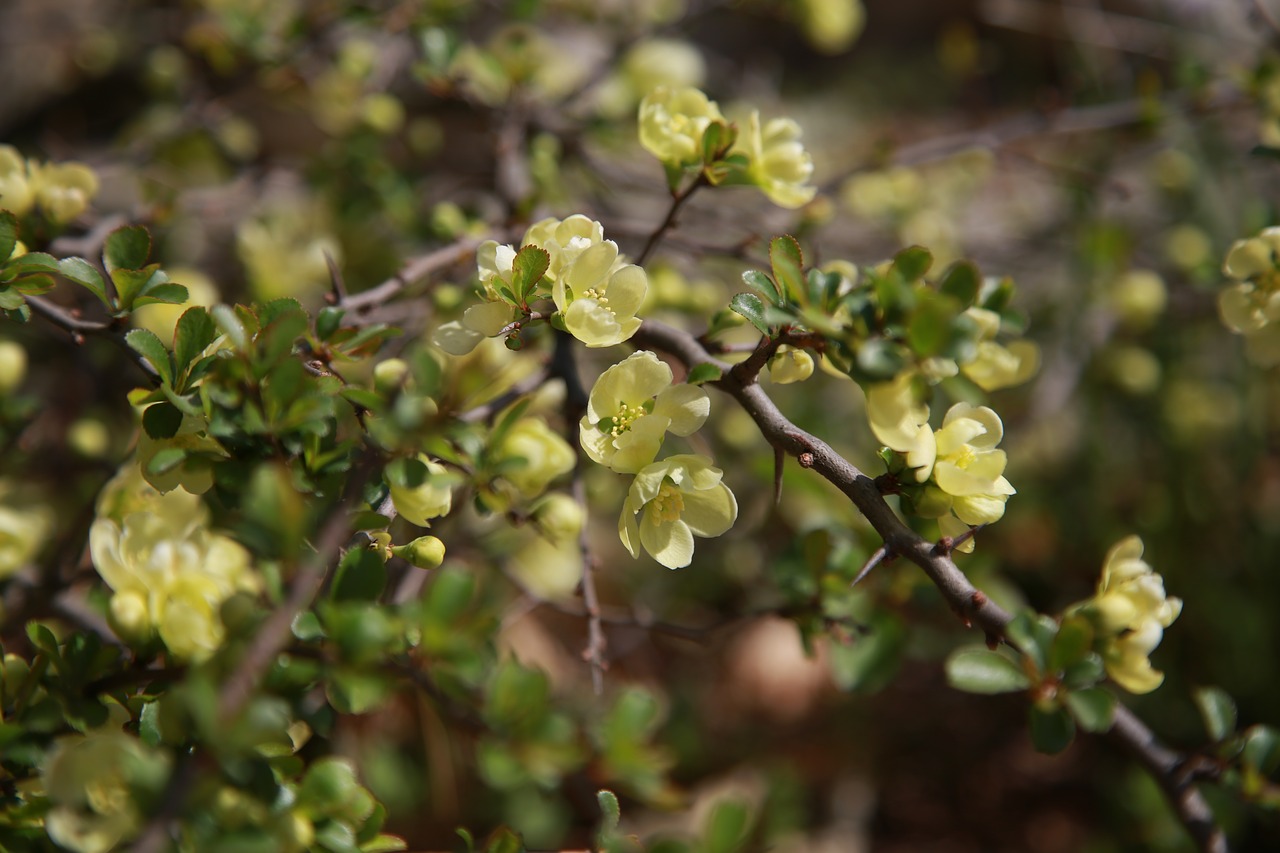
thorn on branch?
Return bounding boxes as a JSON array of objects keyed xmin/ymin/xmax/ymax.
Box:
[{"xmin": 851, "ymin": 545, "xmax": 894, "ymax": 587}]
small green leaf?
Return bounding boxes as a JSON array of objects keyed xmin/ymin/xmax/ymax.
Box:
[
  {"xmin": 892, "ymin": 245, "xmax": 933, "ymax": 282},
  {"xmin": 1243, "ymin": 725, "xmax": 1280, "ymax": 774},
  {"xmin": 5, "ymin": 252, "xmax": 61, "ymax": 278},
  {"xmin": 316, "ymin": 305, "xmax": 345, "ymax": 340},
  {"xmin": 1065, "ymin": 687, "xmax": 1116, "ymax": 733},
  {"xmin": 512, "ymin": 245, "xmax": 550, "ymax": 302},
  {"xmin": 146, "ymin": 447, "xmax": 187, "ymax": 476},
  {"xmin": 58, "ymin": 257, "xmax": 110, "ymax": 307},
  {"xmin": 1029, "ymin": 705, "xmax": 1075, "ymax": 754},
  {"xmin": 1061, "ymin": 653, "xmax": 1106, "ymax": 690},
  {"xmin": 597, "ymin": 789, "xmax": 621, "ymax": 835},
  {"xmin": 741, "ymin": 269, "xmax": 782, "ymax": 306},
  {"xmin": 769, "ymin": 236, "xmax": 804, "ymax": 303},
  {"xmin": 0, "ymin": 287, "xmax": 26, "ymax": 311},
  {"xmin": 701, "ymin": 120, "xmax": 730, "ymax": 162},
  {"xmin": 938, "ymin": 261, "xmax": 981, "ymax": 306},
  {"xmin": 687, "ymin": 363, "xmax": 722, "ymax": 385},
  {"xmin": 112, "ymin": 265, "xmax": 164, "ymax": 312},
  {"xmin": 1193, "ymin": 686, "xmax": 1237, "ymax": 742},
  {"xmin": 1005, "ymin": 612, "xmax": 1056, "ymax": 674},
  {"xmin": 852, "ymin": 338, "xmax": 906, "ymax": 381},
  {"xmin": 174, "ymin": 307, "xmax": 217, "ymax": 374},
  {"xmin": 14, "ymin": 274, "xmax": 55, "ymax": 296},
  {"xmin": 703, "ymin": 798, "xmax": 751, "ymax": 853},
  {"xmin": 829, "ymin": 611, "xmax": 906, "ymax": 694},
  {"xmin": 907, "ymin": 292, "xmax": 960, "ymax": 357},
  {"xmin": 103, "ymin": 225, "xmax": 151, "ymax": 273},
  {"xmin": 125, "ymin": 328, "xmax": 174, "ymax": 386},
  {"xmin": 729, "ymin": 292, "xmax": 769, "ymax": 335},
  {"xmin": 945, "ymin": 647, "xmax": 1030, "ymax": 694},
  {"xmin": 0, "ymin": 210, "xmax": 16, "ymax": 261},
  {"xmin": 131, "ymin": 282, "xmax": 189, "ymax": 308},
  {"xmin": 211, "ymin": 304, "xmax": 247, "ymax": 349},
  {"xmin": 331, "ymin": 547, "xmax": 388, "ymax": 602},
  {"xmin": 1049, "ymin": 615, "xmax": 1094, "ymax": 672},
  {"xmin": 142, "ymin": 402, "xmax": 183, "ymax": 439}
]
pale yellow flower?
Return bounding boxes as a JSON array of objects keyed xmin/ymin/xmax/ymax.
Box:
[
  {"xmin": 767, "ymin": 345, "xmax": 815, "ymax": 384},
  {"xmin": 90, "ymin": 469, "xmax": 259, "ymax": 660},
  {"xmin": 1083, "ymin": 535, "xmax": 1182, "ymax": 694},
  {"xmin": 523, "ymin": 214, "xmax": 609, "ymax": 282},
  {"xmin": 0, "ymin": 481, "xmax": 51, "ymax": 579},
  {"xmin": 638, "ymin": 86, "xmax": 725, "ymax": 168},
  {"xmin": 619, "ymin": 454, "xmax": 737, "ymax": 569},
  {"xmin": 0, "ymin": 145, "xmax": 35, "ymax": 215},
  {"xmin": 958, "ymin": 307, "xmax": 1039, "ymax": 392},
  {"xmin": 553, "ymin": 240, "xmax": 647, "ymax": 347},
  {"xmin": 930, "ymin": 402, "xmax": 1015, "ymax": 524},
  {"xmin": 865, "ymin": 373, "xmax": 935, "ymax": 481},
  {"xmin": 493, "ymin": 417, "xmax": 575, "ymax": 499},
  {"xmin": 796, "ymin": 0, "xmax": 865, "ymax": 54},
  {"xmin": 1218, "ymin": 227, "xmax": 1280, "ymax": 366},
  {"xmin": 731, "ymin": 109, "xmax": 816, "ymax": 209},
  {"xmin": 389, "ymin": 456, "xmax": 453, "ymax": 526},
  {"xmin": 580, "ymin": 351, "xmax": 709, "ymax": 473},
  {"xmin": 30, "ymin": 160, "xmax": 100, "ymax": 224}
]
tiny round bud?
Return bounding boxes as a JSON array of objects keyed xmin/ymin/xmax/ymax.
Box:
[
  {"xmin": 0, "ymin": 340, "xmax": 28, "ymax": 394},
  {"xmin": 392, "ymin": 535, "xmax": 446, "ymax": 569},
  {"xmin": 67, "ymin": 417, "xmax": 111, "ymax": 457},
  {"xmin": 373, "ymin": 358, "xmax": 409, "ymax": 395}
]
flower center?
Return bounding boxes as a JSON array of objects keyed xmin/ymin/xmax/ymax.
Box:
[
  {"xmin": 951, "ymin": 445, "xmax": 976, "ymax": 469},
  {"xmin": 1258, "ymin": 268, "xmax": 1280, "ymax": 294},
  {"xmin": 609, "ymin": 401, "xmax": 645, "ymax": 436},
  {"xmin": 648, "ymin": 482, "xmax": 685, "ymax": 523},
  {"xmin": 582, "ymin": 287, "xmax": 613, "ymax": 313}
]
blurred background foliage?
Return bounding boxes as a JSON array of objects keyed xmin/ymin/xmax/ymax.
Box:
[{"xmin": 2, "ymin": 0, "xmax": 1280, "ymax": 850}]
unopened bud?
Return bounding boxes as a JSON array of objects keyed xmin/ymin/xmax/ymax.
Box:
[
  {"xmin": 392, "ymin": 535, "xmax": 446, "ymax": 569},
  {"xmin": 0, "ymin": 340, "xmax": 27, "ymax": 394},
  {"xmin": 373, "ymin": 358, "xmax": 409, "ymax": 395}
]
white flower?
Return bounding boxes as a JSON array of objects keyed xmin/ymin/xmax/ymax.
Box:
[{"xmin": 619, "ymin": 454, "xmax": 737, "ymax": 569}]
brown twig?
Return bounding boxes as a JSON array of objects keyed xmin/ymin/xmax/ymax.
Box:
[
  {"xmin": 339, "ymin": 233, "xmax": 494, "ymax": 315},
  {"xmin": 632, "ymin": 317, "xmax": 1226, "ymax": 853},
  {"xmin": 636, "ymin": 174, "xmax": 709, "ymax": 266}
]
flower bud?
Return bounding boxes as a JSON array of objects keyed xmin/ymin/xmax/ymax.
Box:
[
  {"xmin": 531, "ymin": 493, "xmax": 584, "ymax": 543},
  {"xmin": 0, "ymin": 340, "xmax": 27, "ymax": 394},
  {"xmin": 373, "ymin": 358, "xmax": 409, "ymax": 395},
  {"xmin": 392, "ymin": 535, "xmax": 446, "ymax": 569}
]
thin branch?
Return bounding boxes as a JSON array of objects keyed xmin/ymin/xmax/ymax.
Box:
[
  {"xmin": 25, "ymin": 294, "xmax": 158, "ymax": 381},
  {"xmin": 550, "ymin": 331, "xmax": 607, "ymax": 694},
  {"xmin": 636, "ymin": 174, "xmax": 708, "ymax": 266},
  {"xmin": 633, "ymin": 318, "xmax": 1226, "ymax": 853},
  {"xmin": 339, "ymin": 233, "xmax": 493, "ymax": 315}
]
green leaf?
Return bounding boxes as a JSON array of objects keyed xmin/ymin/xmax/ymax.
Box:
[
  {"xmin": 1193, "ymin": 686, "xmax": 1237, "ymax": 742},
  {"xmin": 14, "ymin": 273, "xmax": 55, "ymax": 295},
  {"xmin": 4, "ymin": 252, "xmax": 61, "ymax": 278},
  {"xmin": 0, "ymin": 210, "xmax": 16, "ymax": 261},
  {"xmin": 316, "ymin": 305, "xmax": 345, "ymax": 340},
  {"xmin": 125, "ymin": 328, "xmax": 174, "ymax": 386},
  {"xmin": 687, "ymin": 362, "xmax": 722, "ymax": 385},
  {"xmin": 852, "ymin": 338, "xmax": 906, "ymax": 381},
  {"xmin": 1243, "ymin": 725, "xmax": 1280, "ymax": 774},
  {"xmin": 701, "ymin": 120, "xmax": 731, "ymax": 162},
  {"xmin": 1061, "ymin": 653, "xmax": 1106, "ymax": 690},
  {"xmin": 331, "ymin": 547, "xmax": 388, "ymax": 602},
  {"xmin": 1005, "ymin": 612, "xmax": 1056, "ymax": 674},
  {"xmin": 111, "ymin": 265, "xmax": 164, "ymax": 312},
  {"xmin": 131, "ymin": 282, "xmax": 189, "ymax": 308},
  {"xmin": 907, "ymin": 292, "xmax": 960, "ymax": 357},
  {"xmin": 1065, "ymin": 687, "xmax": 1116, "ymax": 733},
  {"xmin": 212, "ymin": 304, "xmax": 247, "ymax": 349},
  {"xmin": 945, "ymin": 647, "xmax": 1030, "ymax": 694},
  {"xmin": 328, "ymin": 667, "xmax": 393, "ymax": 715},
  {"xmin": 1029, "ymin": 705, "xmax": 1075, "ymax": 755},
  {"xmin": 174, "ymin": 307, "xmax": 217, "ymax": 378},
  {"xmin": 769, "ymin": 236, "xmax": 804, "ymax": 303},
  {"xmin": 741, "ymin": 269, "xmax": 782, "ymax": 306},
  {"xmin": 142, "ymin": 402, "xmax": 183, "ymax": 439},
  {"xmin": 146, "ymin": 447, "xmax": 187, "ymax": 476},
  {"xmin": 938, "ymin": 261, "xmax": 981, "ymax": 306},
  {"xmin": 703, "ymin": 798, "xmax": 751, "ymax": 853},
  {"xmin": 512, "ymin": 245, "xmax": 550, "ymax": 302},
  {"xmin": 829, "ymin": 611, "xmax": 906, "ymax": 694},
  {"xmin": 103, "ymin": 225, "xmax": 151, "ymax": 273},
  {"xmin": 892, "ymin": 245, "xmax": 933, "ymax": 282},
  {"xmin": 729, "ymin": 292, "xmax": 769, "ymax": 335},
  {"xmin": 597, "ymin": 790, "xmax": 621, "ymax": 835},
  {"xmin": 1049, "ymin": 615, "xmax": 1094, "ymax": 672},
  {"xmin": 0, "ymin": 287, "xmax": 26, "ymax": 311},
  {"xmin": 58, "ymin": 257, "xmax": 110, "ymax": 307}
]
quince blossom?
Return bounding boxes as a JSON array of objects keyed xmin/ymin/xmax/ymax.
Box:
[
  {"xmin": 730, "ymin": 110, "xmax": 817, "ymax": 209},
  {"xmin": 493, "ymin": 417, "xmax": 575, "ymax": 500},
  {"xmin": 620, "ymin": 454, "xmax": 737, "ymax": 569},
  {"xmin": 90, "ymin": 467, "xmax": 259, "ymax": 660},
  {"xmin": 768, "ymin": 345, "xmax": 815, "ymax": 384},
  {"xmin": 581, "ymin": 351, "xmax": 710, "ymax": 473},
  {"xmin": 1218, "ymin": 227, "xmax": 1280, "ymax": 366},
  {"xmin": 389, "ymin": 456, "xmax": 453, "ymax": 526},
  {"xmin": 523, "ymin": 214, "xmax": 609, "ymax": 282},
  {"xmin": 930, "ymin": 403, "xmax": 1016, "ymax": 526},
  {"xmin": 638, "ymin": 86, "xmax": 726, "ymax": 168},
  {"xmin": 959, "ymin": 307, "xmax": 1039, "ymax": 392},
  {"xmin": 553, "ymin": 240, "xmax": 647, "ymax": 347},
  {"xmin": 865, "ymin": 372, "xmax": 935, "ymax": 481},
  {"xmin": 1079, "ymin": 536, "xmax": 1182, "ymax": 694}
]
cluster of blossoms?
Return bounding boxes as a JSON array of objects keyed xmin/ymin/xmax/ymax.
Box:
[
  {"xmin": 637, "ymin": 86, "xmax": 817, "ymax": 209},
  {"xmin": 0, "ymin": 145, "xmax": 100, "ymax": 225},
  {"xmin": 1218, "ymin": 226, "xmax": 1280, "ymax": 367},
  {"xmin": 867, "ymin": 374, "xmax": 1015, "ymax": 552},
  {"xmin": 1071, "ymin": 536, "xmax": 1182, "ymax": 694},
  {"xmin": 582, "ymin": 351, "xmax": 736, "ymax": 569},
  {"xmin": 90, "ymin": 467, "xmax": 260, "ymax": 660},
  {"xmin": 436, "ymin": 214, "xmax": 648, "ymax": 353}
]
